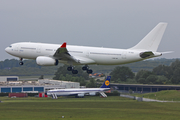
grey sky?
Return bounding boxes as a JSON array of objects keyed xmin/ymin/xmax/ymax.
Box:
[{"xmin": 1, "ymin": 0, "xmax": 180, "ymax": 60}]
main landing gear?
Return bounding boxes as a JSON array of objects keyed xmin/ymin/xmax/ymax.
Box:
[
  {"xmin": 19, "ymin": 58, "xmax": 24, "ymax": 65},
  {"xmin": 67, "ymin": 65, "xmax": 93, "ymax": 74},
  {"xmin": 67, "ymin": 66, "xmax": 78, "ymax": 74},
  {"xmin": 82, "ymin": 65, "xmax": 93, "ymax": 74}
]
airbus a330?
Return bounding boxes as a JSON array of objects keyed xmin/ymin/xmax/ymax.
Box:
[{"xmin": 5, "ymin": 22, "xmax": 169, "ymax": 74}]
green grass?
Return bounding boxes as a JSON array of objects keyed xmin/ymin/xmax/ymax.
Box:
[
  {"xmin": 0, "ymin": 96, "xmax": 180, "ymax": 120},
  {"xmin": 135, "ymin": 90, "xmax": 180, "ymax": 101}
]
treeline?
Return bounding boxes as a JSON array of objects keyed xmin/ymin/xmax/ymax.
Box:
[
  {"xmin": 0, "ymin": 59, "xmax": 39, "ymax": 69},
  {"xmin": 110, "ymin": 59, "xmax": 180, "ymax": 84},
  {"xmin": 90, "ymin": 58, "xmax": 175, "ymax": 73},
  {"xmin": 1, "ymin": 58, "xmax": 180, "ymax": 86},
  {"xmin": 53, "ymin": 65, "xmax": 97, "ymax": 87},
  {"xmin": 52, "ymin": 59, "xmax": 180, "ymax": 86},
  {"xmin": 0, "ymin": 59, "xmax": 60, "ymax": 76},
  {"xmin": 0, "ymin": 58, "xmax": 177, "ymax": 76}
]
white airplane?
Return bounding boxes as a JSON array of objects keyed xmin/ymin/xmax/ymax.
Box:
[
  {"xmin": 46, "ymin": 76, "xmax": 111, "ymax": 98},
  {"xmin": 5, "ymin": 22, "xmax": 168, "ymax": 74}
]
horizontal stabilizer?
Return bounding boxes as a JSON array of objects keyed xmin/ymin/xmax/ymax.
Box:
[
  {"xmin": 140, "ymin": 51, "xmax": 154, "ymax": 58},
  {"xmin": 161, "ymin": 51, "xmax": 174, "ymax": 54},
  {"xmin": 140, "ymin": 51, "xmax": 162, "ymax": 58}
]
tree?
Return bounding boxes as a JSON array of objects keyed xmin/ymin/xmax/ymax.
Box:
[
  {"xmin": 110, "ymin": 66, "xmax": 134, "ymax": 83},
  {"xmin": 135, "ymin": 70, "xmax": 153, "ymax": 81},
  {"xmin": 53, "ymin": 65, "xmax": 89, "ymax": 86},
  {"xmin": 86, "ymin": 78, "xmax": 97, "ymax": 88},
  {"xmin": 170, "ymin": 59, "xmax": 180, "ymax": 70},
  {"xmin": 156, "ymin": 76, "xmax": 169, "ymax": 84},
  {"xmin": 171, "ymin": 68, "xmax": 180, "ymax": 84},
  {"xmin": 153, "ymin": 65, "xmax": 173, "ymax": 79},
  {"xmin": 53, "ymin": 65, "xmax": 89, "ymax": 80},
  {"xmin": 137, "ymin": 78, "xmax": 146, "ymax": 84},
  {"xmin": 146, "ymin": 75, "xmax": 158, "ymax": 84}
]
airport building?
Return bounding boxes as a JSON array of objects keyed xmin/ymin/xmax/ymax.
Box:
[
  {"xmin": 0, "ymin": 76, "xmax": 19, "ymax": 82},
  {"xmin": 110, "ymin": 83, "xmax": 180, "ymax": 93},
  {"xmin": 0, "ymin": 78, "xmax": 80, "ymax": 93}
]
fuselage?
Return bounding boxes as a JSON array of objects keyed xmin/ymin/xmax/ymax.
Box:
[
  {"xmin": 5, "ymin": 42, "xmax": 147, "ymax": 65},
  {"xmin": 5, "ymin": 23, "xmax": 167, "ymax": 74},
  {"xmin": 47, "ymin": 88, "xmax": 110, "ymax": 96}
]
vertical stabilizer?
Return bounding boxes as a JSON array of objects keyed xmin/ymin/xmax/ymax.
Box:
[
  {"xmin": 100, "ymin": 76, "xmax": 111, "ymax": 88},
  {"xmin": 130, "ymin": 22, "xmax": 167, "ymax": 51}
]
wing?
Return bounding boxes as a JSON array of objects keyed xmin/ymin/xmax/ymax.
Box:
[
  {"xmin": 53, "ymin": 42, "xmax": 95, "ymax": 64},
  {"xmin": 53, "ymin": 42, "xmax": 72, "ymax": 61}
]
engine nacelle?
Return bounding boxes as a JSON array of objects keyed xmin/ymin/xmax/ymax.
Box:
[
  {"xmin": 89, "ymin": 92, "xmax": 96, "ymax": 96},
  {"xmin": 77, "ymin": 93, "xmax": 84, "ymax": 97},
  {"xmin": 36, "ymin": 56, "xmax": 58, "ymax": 66}
]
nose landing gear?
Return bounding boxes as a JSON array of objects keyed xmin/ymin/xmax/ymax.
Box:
[{"xmin": 19, "ymin": 58, "xmax": 24, "ymax": 65}]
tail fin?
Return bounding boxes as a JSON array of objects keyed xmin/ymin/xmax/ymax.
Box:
[
  {"xmin": 100, "ymin": 76, "xmax": 111, "ymax": 88},
  {"xmin": 130, "ymin": 22, "xmax": 167, "ymax": 52}
]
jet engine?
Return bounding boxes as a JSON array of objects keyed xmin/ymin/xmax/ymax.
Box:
[
  {"xmin": 36, "ymin": 56, "xmax": 58, "ymax": 66},
  {"xmin": 89, "ymin": 92, "xmax": 96, "ymax": 96}
]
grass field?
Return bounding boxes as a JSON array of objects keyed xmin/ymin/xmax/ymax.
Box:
[
  {"xmin": 135, "ymin": 90, "xmax": 180, "ymax": 101},
  {"xmin": 0, "ymin": 96, "xmax": 180, "ymax": 120}
]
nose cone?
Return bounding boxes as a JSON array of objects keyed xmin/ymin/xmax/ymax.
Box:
[
  {"xmin": 5, "ymin": 47, "xmax": 8, "ymax": 53},
  {"xmin": 5, "ymin": 47, "xmax": 11, "ymax": 54}
]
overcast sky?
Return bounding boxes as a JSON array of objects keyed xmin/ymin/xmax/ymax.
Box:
[{"xmin": 1, "ymin": 0, "xmax": 180, "ymax": 61}]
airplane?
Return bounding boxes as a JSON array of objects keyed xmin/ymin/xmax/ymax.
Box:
[
  {"xmin": 46, "ymin": 76, "xmax": 111, "ymax": 98},
  {"xmin": 5, "ymin": 22, "xmax": 169, "ymax": 74}
]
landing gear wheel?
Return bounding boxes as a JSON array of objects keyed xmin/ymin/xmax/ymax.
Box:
[
  {"xmin": 82, "ymin": 66, "xmax": 88, "ymax": 71},
  {"xmin": 67, "ymin": 66, "xmax": 73, "ymax": 71},
  {"xmin": 87, "ymin": 69, "xmax": 93, "ymax": 74},
  {"xmin": 19, "ymin": 61, "xmax": 24, "ymax": 65},
  {"xmin": 72, "ymin": 70, "xmax": 78, "ymax": 74}
]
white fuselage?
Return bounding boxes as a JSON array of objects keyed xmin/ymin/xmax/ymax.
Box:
[
  {"xmin": 5, "ymin": 42, "xmax": 148, "ymax": 65},
  {"xmin": 47, "ymin": 88, "xmax": 110, "ymax": 96},
  {"xmin": 5, "ymin": 23, "xmax": 167, "ymax": 66}
]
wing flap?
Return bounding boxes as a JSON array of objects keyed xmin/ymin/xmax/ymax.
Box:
[{"xmin": 72, "ymin": 56, "xmax": 95, "ymax": 64}]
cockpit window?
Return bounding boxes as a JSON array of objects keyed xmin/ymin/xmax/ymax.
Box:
[{"xmin": 9, "ymin": 46, "xmax": 12, "ymax": 48}]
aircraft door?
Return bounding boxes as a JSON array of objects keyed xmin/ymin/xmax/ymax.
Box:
[
  {"xmin": 86, "ymin": 51, "xmax": 89, "ymax": 57},
  {"xmin": 14, "ymin": 44, "xmax": 18, "ymax": 52},
  {"xmin": 122, "ymin": 51, "xmax": 126, "ymax": 59},
  {"xmin": 36, "ymin": 46, "xmax": 41, "ymax": 53}
]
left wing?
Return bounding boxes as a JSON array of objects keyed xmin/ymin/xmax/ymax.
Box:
[
  {"xmin": 53, "ymin": 42, "xmax": 95, "ymax": 64},
  {"xmin": 53, "ymin": 42, "xmax": 73, "ymax": 61}
]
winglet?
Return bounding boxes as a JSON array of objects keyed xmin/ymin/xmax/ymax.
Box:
[
  {"xmin": 61, "ymin": 42, "xmax": 66, "ymax": 48},
  {"xmin": 100, "ymin": 76, "xmax": 111, "ymax": 88}
]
